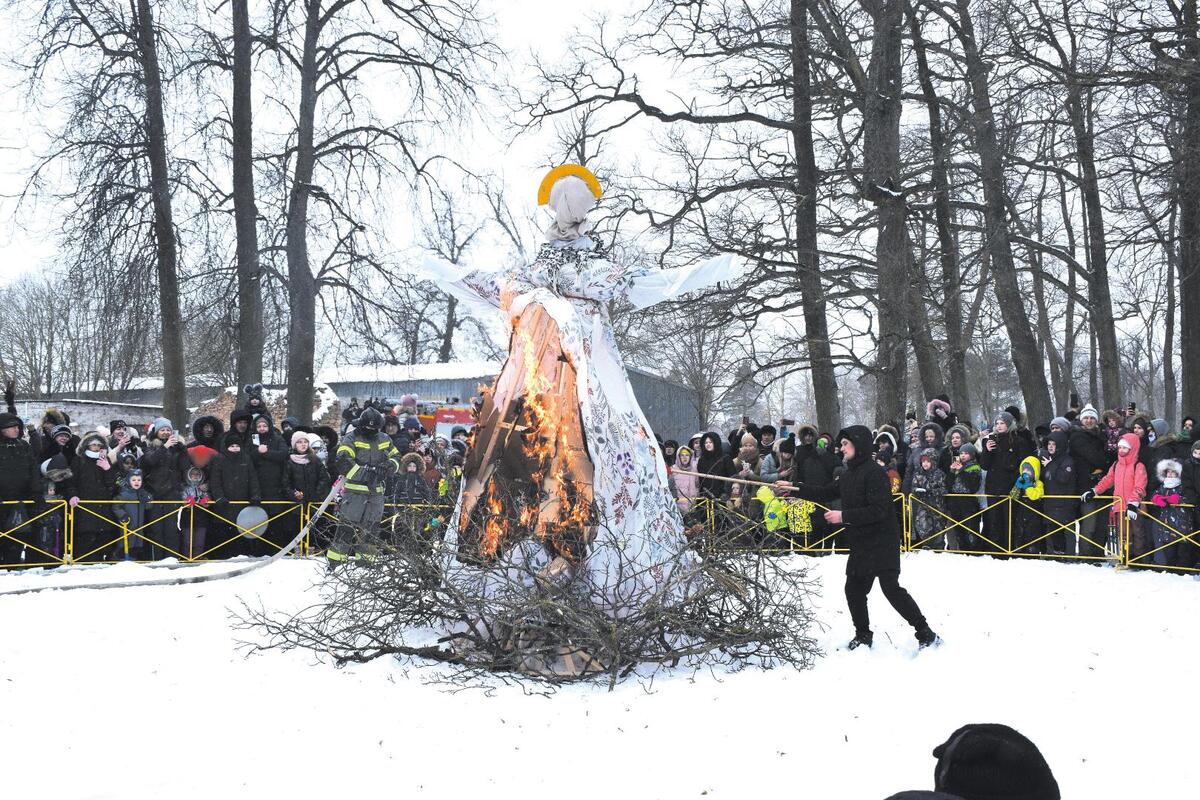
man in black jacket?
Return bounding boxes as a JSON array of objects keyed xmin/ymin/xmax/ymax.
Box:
[
  {"xmin": 787, "ymin": 425, "xmax": 939, "ymax": 650},
  {"xmin": 1068, "ymin": 405, "xmax": 1109, "ymax": 557},
  {"xmin": 0, "ymin": 411, "xmax": 40, "ymax": 565}
]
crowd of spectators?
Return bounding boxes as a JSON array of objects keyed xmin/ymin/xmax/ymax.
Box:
[
  {"xmin": 0, "ymin": 383, "xmax": 467, "ymax": 567},
  {"xmin": 661, "ymin": 395, "xmax": 1200, "ymax": 568},
  {"xmin": 3, "ymin": 377, "xmax": 1198, "ymax": 570}
]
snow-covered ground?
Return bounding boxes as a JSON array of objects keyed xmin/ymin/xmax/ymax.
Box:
[{"xmin": 1, "ymin": 553, "xmax": 1195, "ymax": 799}]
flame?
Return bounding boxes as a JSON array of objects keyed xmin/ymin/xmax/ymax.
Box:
[{"xmin": 475, "ymin": 313, "xmax": 594, "ymax": 562}]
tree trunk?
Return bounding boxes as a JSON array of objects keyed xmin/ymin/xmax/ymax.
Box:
[
  {"xmin": 232, "ymin": 0, "xmax": 263, "ymax": 387},
  {"xmin": 135, "ymin": 0, "xmax": 186, "ymax": 426},
  {"xmin": 1067, "ymin": 87, "xmax": 1122, "ymax": 410},
  {"xmin": 790, "ymin": 0, "xmax": 841, "ymax": 432},
  {"xmin": 861, "ymin": 0, "xmax": 908, "ymax": 427},
  {"xmin": 1056, "ymin": 171, "xmax": 1078, "ymax": 400},
  {"xmin": 285, "ymin": 0, "xmax": 321, "ymax": 425},
  {"xmin": 438, "ymin": 296, "xmax": 457, "ymax": 363},
  {"xmin": 1166, "ymin": 205, "xmax": 1179, "ymax": 424},
  {"xmin": 1179, "ymin": 0, "xmax": 1200, "ymax": 414},
  {"xmin": 905, "ymin": 235, "xmax": 947, "ymax": 400},
  {"xmin": 953, "ymin": 0, "xmax": 1053, "ymax": 425},
  {"xmin": 908, "ymin": 2, "xmax": 967, "ymax": 413}
]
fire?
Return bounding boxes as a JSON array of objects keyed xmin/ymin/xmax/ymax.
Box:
[{"xmin": 465, "ymin": 305, "xmax": 596, "ymax": 564}]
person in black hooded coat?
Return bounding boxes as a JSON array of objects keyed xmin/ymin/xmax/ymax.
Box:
[
  {"xmin": 696, "ymin": 431, "xmax": 735, "ymax": 500},
  {"xmin": 1040, "ymin": 431, "xmax": 1081, "ymax": 556},
  {"xmin": 786, "ymin": 425, "xmax": 939, "ymax": 650},
  {"xmin": 248, "ymin": 414, "xmax": 291, "ymax": 554},
  {"xmin": 208, "ymin": 431, "xmax": 261, "ymax": 558},
  {"xmin": 189, "ymin": 415, "xmax": 224, "ymax": 452},
  {"xmin": 0, "ymin": 411, "xmax": 40, "ymax": 565},
  {"xmin": 228, "ymin": 408, "xmax": 253, "ymax": 447}
]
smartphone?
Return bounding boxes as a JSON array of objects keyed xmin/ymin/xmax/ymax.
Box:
[
  {"xmin": 741, "ymin": 415, "xmax": 750, "ymax": 426},
  {"xmin": 252, "ymin": 434, "xmax": 260, "ymax": 446},
  {"xmin": 1128, "ymin": 401, "xmax": 1136, "ymax": 412}
]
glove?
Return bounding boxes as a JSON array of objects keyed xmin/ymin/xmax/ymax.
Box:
[
  {"xmin": 1167, "ymin": 493, "xmax": 1181, "ymax": 505},
  {"xmin": 1152, "ymin": 494, "xmax": 1167, "ymax": 508},
  {"xmin": 186, "ymin": 496, "xmax": 197, "ymax": 506},
  {"xmin": 1080, "ymin": 490, "xmax": 1095, "ymax": 503},
  {"xmin": 1008, "ymin": 487, "xmax": 1021, "ymax": 501},
  {"xmin": 913, "ymin": 487, "xmax": 926, "ymax": 494},
  {"xmin": 1015, "ymin": 474, "xmax": 1033, "ymax": 490},
  {"xmin": 199, "ymin": 497, "xmax": 210, "ymax": 506},
  {"xmin": 1126, "ymin": 501, "xmax": 1140, "ymax": 521}
]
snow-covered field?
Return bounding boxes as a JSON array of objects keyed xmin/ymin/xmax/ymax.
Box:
[{"xmin": 1, "ymin": 553, "xmax": 1195, "ymax": 799}]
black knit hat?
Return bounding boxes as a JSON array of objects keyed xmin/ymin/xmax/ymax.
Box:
[
  {"xmin": 933, "ymin": 723, "xmax": 1059, "ymax": 800},
  {"xmin": 109, "ymin": 419, "xmax": 127, "ymax": 432},
  {"xmin": 0, "ymin": 411, "xmax": 21, "ymax": 431},
  {"xmin": 884, "ymin": 793, "xmax": 964, "ymax": 800},
  {"xmin": 222, "ymin": 431, "xmax": 244, "ymax": 449},
  {"xmin": 777, "ymin": 434, "xmax": 795, "ymax": 455},
  {"xmin": 1004, "ymin": 406, "xmax": 1024, "ymax": 425}
]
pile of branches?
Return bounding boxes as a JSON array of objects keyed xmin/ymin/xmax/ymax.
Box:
[{"xmin": 239, "ymin": 500, "xmax": 821, "ymax": 688}]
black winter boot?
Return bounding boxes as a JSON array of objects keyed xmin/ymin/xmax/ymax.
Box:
[
  {"xmin": 847, "ymin": 631, "xmax": 873, "ymax": 650},
  {"xmin": 915, "ymin": 627, "xmax": 941, "ymax": 649}
]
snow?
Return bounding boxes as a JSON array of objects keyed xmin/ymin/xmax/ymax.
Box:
[{"xmin": 1, "ymin": 553, "xmax": 1196, "ymax": 798}]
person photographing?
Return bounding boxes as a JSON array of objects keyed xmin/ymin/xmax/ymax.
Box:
[{"xmin": 781, "ymin": 425, "xmax": 940, "ymax": 650}]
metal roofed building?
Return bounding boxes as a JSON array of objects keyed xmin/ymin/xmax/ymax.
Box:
[{"xmin": 316, "ymin": 361, "xmax": 701, "ymax": 443}]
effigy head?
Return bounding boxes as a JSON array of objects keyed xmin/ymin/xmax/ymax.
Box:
[{"xmin": 539, "ymin": 164, "xmax": 603, "ymax": 243}]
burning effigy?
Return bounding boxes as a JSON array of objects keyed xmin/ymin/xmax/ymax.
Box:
[{"xmin": 247, "ymin": 167, "xmax": 818, "ymax": 685}]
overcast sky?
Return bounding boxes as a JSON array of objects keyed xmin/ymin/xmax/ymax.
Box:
[{"xmin": 0, "ymin": 0, "xmax": 640, "ymax": 287}]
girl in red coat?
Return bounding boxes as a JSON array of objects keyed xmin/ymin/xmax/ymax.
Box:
[{"xmin": 1085, "ymin": 433, "xmax": 1148, "ymax": 560}]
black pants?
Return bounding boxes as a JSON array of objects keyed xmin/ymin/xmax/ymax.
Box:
[{"xmin": 845, "ymin": 569, "xmax": 927, "ymax": 636}]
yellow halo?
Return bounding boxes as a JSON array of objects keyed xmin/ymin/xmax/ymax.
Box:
[{"xmin": 537, "ymin": 164, "xmax": 603, "ymax": 205}]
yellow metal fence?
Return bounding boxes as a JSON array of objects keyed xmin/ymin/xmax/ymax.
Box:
[{"xmin": 2, "ymin": 494, "xmax": 1196, "ymax": 572}]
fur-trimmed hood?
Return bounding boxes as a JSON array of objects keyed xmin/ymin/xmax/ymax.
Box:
[
  {"xmin": 190, "ymin": 415, "xmax": 225, "ymax": 450},
  {"xmin": 41, "ymin": 407, "xmax": 68, "ymax": 428},
  {"xmin": 946, "ymin": 423, "xmax": 974, "ymax": 446},
  {"xmin": 76, "ymin": 431, "xmax": 107, "ymax": 456},
  {"xmin": 1157, "ymin": 459, "xmax": 1184, "ymax": 481}
]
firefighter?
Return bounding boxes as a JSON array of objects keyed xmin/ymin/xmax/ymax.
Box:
[{"xmin": 327, "ymin": 407, "xmax": 400, "ymax": 567}]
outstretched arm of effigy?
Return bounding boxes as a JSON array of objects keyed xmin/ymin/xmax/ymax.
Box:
[
  {"xmin": 420, "ymin": 255, "xmax": 505, "ymax": 315},
  {"xmin": 624, "ymin": 254, "xmax": 743, "ymax": 309}
]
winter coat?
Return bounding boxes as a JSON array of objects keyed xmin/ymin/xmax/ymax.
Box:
[
  {"xmin": 112, "ymin": 484, "xmax": 154, "ymax": 532},
  {"xmin": 335, "ymin": 429, "xmax": 401, "ymax": 495},
  {"xmin": 696, "ymin": 432, "xmax": 735, "ymax": 500},
  {"xmin": 946, "ymin": 460, "xmax": 982, "ymax": 519},
  {"xmin": 979, "ymin": 429, "xmax": 1035, "ymax": 497},
  {"xmin": 1014, "ymin": 456, "xmax": 1045, "ymax": 502},
  {"xmin": 1040, "ymin": 432, "xmax": 1080, "ymax": 522},
  {"xmin": 910, "ymin": 455, "xmax": 947, "ymax": 544},
  {"xmin": 394, "ymin": 454, "xmax": 432, "ymax": 503},
  {"xmin": 0, "ymin": 434, "xmax": 39, "ymax": 502},
  {"xmin": 1093, "ymin": 433, "xmax": 1148, "ymax": 519},
  {"xmin": 139, "ymin": 438, "xmax": 187, "ymax": 501},
  {"xmin": 903, "ymin": 424, "xmax": 945, "ymax": 492},
  {"xmin": 209, "ymin": 444, "xmax": 261, "ymax": 507},
  {"xmin": 938, "ymin": 424, "xmax": 974, "ymax": 474},
  {"xmin": 795, "ymin": 442, "xmax": 837, "ymax": 487},
  {"xmin": 283, "ymin": 455, "xmax": 332, "ymax": 503},
  {"xmin": 1068, "ymin": 423, "xmax": 1109, "ymax": 490},
  {"xmin": 1145, "ymin": 421, "xmax": 1182, "ymax": 493},
  {"xmin": 791, "ymin": 425, "xmax": 902, "ymax": 576},
  {"xmin": 249, "ymin": 429, "xmax": 289, "ymax": 501},
  {"xmin": 70, "ymin": 434, "xmax": 117, "ymax": 536},
  {"xmin": 672, "ymin": 447, "xmax": 700, "ymax": 508}
]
